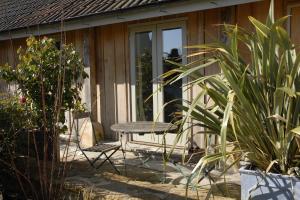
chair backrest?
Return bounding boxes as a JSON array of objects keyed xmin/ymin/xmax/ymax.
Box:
[
  {"xmin": 72, "ymin": 111, "xmax": 98, "ymax": 148},
  {"xmin": 73, "ymin": 112, "xmax": 91, "ymax": 120}
]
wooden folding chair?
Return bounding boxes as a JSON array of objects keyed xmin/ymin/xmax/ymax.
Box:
[{"xmin": 73, "ymin": 112, "xmax": 121, "ymax": 174}]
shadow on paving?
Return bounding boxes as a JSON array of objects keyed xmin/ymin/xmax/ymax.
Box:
[
  {"xmin": 210, "ymin": 183, "xmax": 241, "ymax": 199},
  {"xmin": 63, "ymin": 158, "xmax": 240, "ymax": 200}
]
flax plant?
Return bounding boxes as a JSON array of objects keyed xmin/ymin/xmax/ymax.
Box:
[{"xmin": 165, "ymin": 1, "xmax": 300, "ymax": 182}]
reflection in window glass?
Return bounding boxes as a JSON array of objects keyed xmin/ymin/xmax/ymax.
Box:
[
  {"xmin": 135, "ymin": 32, "xmax": 153, "ymax": 121},
  {"xmin": 162, "ymin": 28, "xmax": 183, "ymax": 122}
]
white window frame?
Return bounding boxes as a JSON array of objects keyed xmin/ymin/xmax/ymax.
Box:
[
  {"xmin": 129, "ymin": 20, "xmax": 187, "ymax": 122},
  {"xmin": 129, "ymin": 25, "xmax": 157, "ymax": 122}
]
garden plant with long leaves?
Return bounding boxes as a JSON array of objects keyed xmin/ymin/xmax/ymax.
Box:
[{"xmin": 164, "ymin": 1, "xmax": 300, "ymax": 187}]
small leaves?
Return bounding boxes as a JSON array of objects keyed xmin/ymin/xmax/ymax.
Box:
[{"xmin": 0, "ymin": 36, "xmax": 88, "ymax": 130}]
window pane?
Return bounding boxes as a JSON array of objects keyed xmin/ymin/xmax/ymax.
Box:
[
  {"xmin": 135, "ymin": 32, "xmax": 153, "ymax": 121},
  {"xmin": 162, "ymin": 28, "xmax": 183, "ymax": 122}
]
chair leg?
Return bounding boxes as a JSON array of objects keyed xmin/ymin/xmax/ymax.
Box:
[
  {"xmin": 81, "ymin": 147, "xmax": 121, "ymax": 174},
  {"xmin": 95, "ymin": 149, "xmax": 120, "ymax": 174},
  {"xmin": 102, "ymin": 151, "xmax": 120, "ymax": 174},
  {"xmin": 81, "ymin": 150, "xmax": 102, "ymax": 168},
  {"xmin": 91, "ymin": 153, "xmax": 104, "ymax": 166}
]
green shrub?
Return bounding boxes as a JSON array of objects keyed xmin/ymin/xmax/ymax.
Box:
[
  {"xmin": 0, "ymin": 94, "xmax": 31, "ymax": 160},
  {"xmin": 0, "ymin": 36, "xmax": 88, "ymax": 199},
  {"xmin": 0, "ymin": 37, "xmax": 88, "ymax": 131}
]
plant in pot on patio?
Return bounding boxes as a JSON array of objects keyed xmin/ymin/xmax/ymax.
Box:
[
  {"xmin": 0, "ymin": 36, "xmax": 88, "ymax": 199},
  {"xmin": 164, "ymin": 1, "xmax": 300, "ymax": 199}
]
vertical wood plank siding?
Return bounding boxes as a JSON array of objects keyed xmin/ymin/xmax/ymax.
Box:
[
  {"xmin": 103, "ymin": 25, "xmax": 117, "ymax": 139},
  {"xmin": 0, "ymin": 0, "xmax": 298, "ymax": 143},
  {"xmin": 187, "ymin": 12, "xmax": 204, "ymax": 148},
  {"xmin": 94, "ymin": 24, "xmax": 130, "ymax": 139},
  {"xmin": 88, "ymin": 28, "xmax": 97, "ymax": 121}
]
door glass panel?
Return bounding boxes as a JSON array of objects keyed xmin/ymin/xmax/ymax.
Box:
[
  {"xmin": 162, "ymin": 28, "xmax": 183, "ymax": 122},
  {"xmin": 135, "ymin": 31, "xmax": 153, "ymax": 121}
]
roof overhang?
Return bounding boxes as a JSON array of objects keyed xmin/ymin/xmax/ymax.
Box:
[{"xmin": 0, "ymin": 0, "xmax": 260, "ymax": 41}]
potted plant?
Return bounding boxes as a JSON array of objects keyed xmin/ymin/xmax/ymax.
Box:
[{"xmin": 165, "ymin": 1, "xmax": 300, "ymax": 199}]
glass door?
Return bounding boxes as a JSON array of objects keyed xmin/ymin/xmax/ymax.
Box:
[
  {"xmin": 156, "ymin": 22, "xmax": 187, "ymax": 146},
  {"xmin": 134, "ymin": 31, "xmax": 154, "ymax": 121},
  {"xmin": 130, "ymin": 25, "xmax": 157, "ymax": 123},
  {"xmin": 130, "ymin": 21, "xmax": 186, "ymax": 145},
  {"xmin": 157, "ymin": 23, "xmax": 186, "ymax": 123}
]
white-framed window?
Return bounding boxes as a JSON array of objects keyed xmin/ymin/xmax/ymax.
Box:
[{"xmin": 129, "ymin": 20, "xmax": 187, "ymax": 124}]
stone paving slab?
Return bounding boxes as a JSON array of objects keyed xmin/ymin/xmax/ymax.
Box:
[
  {"xmin": 63, "ymin": 161, "xmax": 239, "ymax": 200},
  {"xmin": 60, "ymin": 141, "xmax": 241, "ymax": 199}
]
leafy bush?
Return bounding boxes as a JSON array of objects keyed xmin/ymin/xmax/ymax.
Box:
[
  {"xmin": 166, "ymin": 1, "xmax": 300, "ymax": 179},
  {"xmin": 0, "ymin": 37, "xmax": 88, "ymax": 199},
  {"xmin": 0, "ymin": 95, "xmax": 30, "ymax": 160},
  {"xmin": 0, "ymin": 37, "xmax": 88, "ymax": 131}
]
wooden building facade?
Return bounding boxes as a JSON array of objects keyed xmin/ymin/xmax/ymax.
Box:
[{"xmin": 0, "ymin": 0, "xmax": 300, "ymax": 148}]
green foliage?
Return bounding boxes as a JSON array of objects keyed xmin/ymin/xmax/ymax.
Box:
[
  {"xmin": 0, "ymin": 37, "xmax": 88, "ymax": 199},
  {"xmin": 166, "ymin": 1, "xmax": 300, "ymax": 180},
  {"xmin": 0, "ymin": 37, "xmax": 88, "ymax": 130},
  {"xmin": 0, "ymin": 94, "xmax": 31, "ymax": 160}
]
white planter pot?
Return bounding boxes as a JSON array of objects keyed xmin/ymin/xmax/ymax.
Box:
[{"xmin": 239, "ymin": 166, "xmax": 300, "ymax": 200}]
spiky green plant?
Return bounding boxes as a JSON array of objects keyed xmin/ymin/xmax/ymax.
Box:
[{"xmin": 165, "ymin": 1, "xmax": 300, "ymax": 180}]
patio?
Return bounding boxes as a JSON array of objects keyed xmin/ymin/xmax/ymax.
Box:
[
  {"xmin": 2, "ymin": 1, "xmax": 300, "ymax": 199},
  {"xmin": 60, "ymin": 138, "xmax": 240, "ymax": 199}
]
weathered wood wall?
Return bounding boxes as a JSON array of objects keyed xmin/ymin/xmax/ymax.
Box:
[
  {"xmin": 0, "ymin": 0, "xmax": 299, "ymax": 145},
  {"xmin": 94, "ymin": 23, "xmax": 131, "ymax": 139}
]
